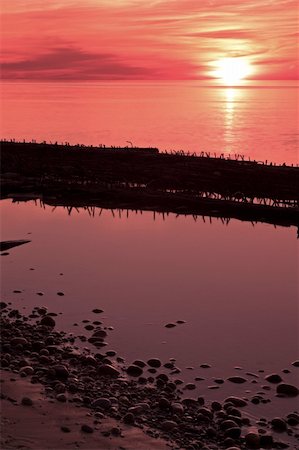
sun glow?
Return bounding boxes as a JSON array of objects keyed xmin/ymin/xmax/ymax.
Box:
[{"xmin": 213, "ymin": 58, "xmax": 252, "ymax": 85}]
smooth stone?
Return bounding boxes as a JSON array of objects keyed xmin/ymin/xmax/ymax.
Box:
[
  {"xmin": 92, "ymin": 309, "xmax": 103, "ymax": 314},
  {"xmin": 161, "ymin": 420, "xmax": 177, "ymax": 431},
  {"xmin": 97, "ymin": 364, "xmax": 120, "ymax": 377},
  {"xmin": 271, "ymin": 417, "xmax": 287, "ymax": 431},
  {"xmin": 200, "ymin": 363, "xmax": 211, "ymax": 368},
  {"xmin": 61, "ymin": 426, "xmax": 71, "ymax": 433},
  {"xmin": 81, "ymin": 424, "xmax": 93, "ymax": 433},
  {"xmin": 56, "ymin": 393, "xmax": 67, "ymax": 402},
  {"xmin": 225, "ymin": 427, "xmax": 242, "ymax": 439},
  {"xmin": 171, "ymin": 402, "xmax": 184, "ymax": 414},
  {"xmin": 92, "ymin": 397, "xmax": 111, "ymax": 410},
  {"xmin": 133, "ymin": 360, "xmax": 146, "ymax": 368},
  {"xmin": 123, "ymin": 413, "xmax": 134, "ymax": 424},
  {"xmin": 292, "ymin": 360, "xmax": 299, "ymax": 367},
  {"xmin": 40, "ymin": 315, "xmax": 56, "ymax": 327},
  {"xmin": 147, "ymin": 358, "xmax": 161, "ymax": 368},
  {"xmin": 165, "ymin": 323, "xmax": 176, "ymax": 328},
  {"xmin": 11, "ymin": 337, "xmax": 28, "ymax": 346},
  {"xmin": 227, "ymin": 376, "xmax": 247, "ymax": 384},
  {"xmin": 57, "ymin": 292, "xmax": 64, "ymax": 296},
  {"xmin": 265, "ymin": 373, "xmax": 282, "ymax": 384},
  {"xmin": 127, "ymin": 365, "xmax": 143, "ymax": 377},
  {"xmin": 211, "ymin": 401, "xmax": 222, "ymax": 411},
  {"xmin": 245, "ymin": 432, "xmax": 260, "ymax": 449},
  {"xmin": 53, "ymin": 365, "xmax": 69, "ymax": 380},
  {"xmin": 19, "ymin": 366, "xmax": 34, "ymax": 376},
  {"xmin": 21, "ymin": 397, "xmax": 33, "ymax": 406},
  {"xmin": 276, "ymin": 383, "xmax": 299, "ymax": 397},
  {"xmin": 224, "ymin": 396, "xmax": 247, "ymax": 407},
  {"xmin": 184, "ymin": 383, "xmax": 196, "ymax": 390}
]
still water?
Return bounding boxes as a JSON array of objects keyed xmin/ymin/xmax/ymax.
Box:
[
  {"xmin": 1, "ymin": 81, "xmax": 298, "ymax": 164},
  {"xmin": 1, "ymin": 199, "xmax": 298, "ymax": 416}
]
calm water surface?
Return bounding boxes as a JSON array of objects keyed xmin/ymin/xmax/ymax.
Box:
[
  {"xmin": 1, "ymin": 200, "xmax": 298, "ymax": 417},
  {"xmin": 1, "ymin": 81, "xmax": 298, "ymax": 164}
]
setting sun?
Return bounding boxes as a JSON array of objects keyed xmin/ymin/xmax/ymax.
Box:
[{"xmin": 214, "ymin": 58, "xmax": 252, "ymax": 85}]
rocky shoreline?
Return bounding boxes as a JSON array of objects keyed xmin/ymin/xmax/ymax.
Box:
[{"xmin": 1, "ymin": 303, "xmax": 298, "ymax": 450}]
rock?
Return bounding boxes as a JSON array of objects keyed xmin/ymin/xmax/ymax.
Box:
[
  {"xmin": 123, "ymin": 413, "xmax": 134, "ymax": 424},
  {"xmin": 97, "ymin": 364, "xmax": 120, "ymax": 377},
  {"xmin": 260, "ymin": 435, "xmax": 273, "ymax": 447},
  {"xmin": 81, "ymin": 424, "xmax": 93, "ymax": 433},
  {"xmin": 220, "ymin": 420, "xmax": 239, "ymax": 430},
  {"xmin": 147, "ymin": 358, "xmax": 161, "ymax": 368},
  {"xmin": 133, "ymin": 360, "xmax": 146, "ymax": 368},
  {"xmin": 40, "ymin": 315, "xmax": 56, "ymax": 327},
  {"xmin": 214, "ymin": 378, "xmax": 224, "ymax": 384},
  {"xmin": 225, "ymin": 427, "xmax": 242, "ymax": 439},
  {"xmin": 53, "ymin": 365, "xmax": 69, "ymax": 380},
  {"xmin": 158, "ymin": 398, "xmax": 170, "ymax": 409},
  {"xmin": 276, "ymin": 383, "xmax": 299, "ymax": 397},
  {"xmin": 57, "ymin": 292, "xmax": 64, "ymax": 296},
  {"xmin": 127, "ymin": 365, "xmax": 143, "ymax": 377},
  {"xmin": 200, "ymin": 363, "xmax": 211, "ymax": 368},
  {"xmin": 0, "ymin": 302, "xmax": 8, "ymax": 309},
  {"xmin": 61, "ymin": 426, "xmax": 71, "ymax": 433},
  {"xmin": 292, "ymin": 360, "xmax": 299, "ymax": 367},
  {"xmin": 265, "ymin": 373, "xmax": 282, "ymax": 384},
  {"xmin": 224, "ymin": 396, "xmax": 247, "ymax": 407},
  {"xmin": 11, "ymin": 337, "xmax": 28, "ymax": 346},
  {"xmin": 211, "ymin": 401, "xmax": 222, "ymax": 411},
  {"xmin": 227, "ymin": 376, "xmax": 247, "ymax": 384},
  {"xmin": 161, "ymin": 420, "xmax": 177, "ymax": 431},
  {"xmin": 165, "ymin": 323, "xmax": 176, "ymax": 328},
  {"xmin": 92, "ymin": 309, "xmax": 103, "ymax": 314},
  {"xmin": 20, "ymin": 366, "xmax": 34, "ymax": 376},
  {"xmin": 21, "ymin": 397, "xmax": 33, "ymax": 406},
  {"xmin": 56, "ymin": 394, "xmax": 67, "ymax": 402},
  {"xmin": 245, "ymin": 432, "xmax": 260, "ymax": 449},
  {"xmin": 92, "ymin": 397, "xmax": 111, "ymax": 410},
  {"xmin": 171, "ymin": 402, "xmax": 184, "ymax": 414},
  {"xmin": 184, "ymin": 383, "xmax": 196, "ymax": 390},
  {"xmin": 271, "ymin": 417, "xmax": 287, "ymax": 432}
]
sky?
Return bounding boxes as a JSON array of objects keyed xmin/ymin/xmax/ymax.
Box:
[{"xmin": 1, "ymin": 0, "xmax": 298, "ymax": 81}]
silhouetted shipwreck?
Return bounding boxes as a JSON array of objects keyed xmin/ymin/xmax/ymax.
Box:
[{"xmin": 1, "ymin": 141, "xmax": 298, "ymax": 233}]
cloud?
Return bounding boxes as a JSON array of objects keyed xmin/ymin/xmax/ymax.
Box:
[{"xmin": 1, "ymin": 47, "xmax": 156, "ymax": 80}]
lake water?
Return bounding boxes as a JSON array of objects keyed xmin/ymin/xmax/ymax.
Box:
[
  {"xmin": 1, "ymin": 199, "xmax": 298, "ymax": 418},
  {"xmin": 1, "ymin": 81, "xmax": 298, "ymax": 422},
  {"xmin": 1, "ymin": 81, "xmax": 298, "ymax": 164}
]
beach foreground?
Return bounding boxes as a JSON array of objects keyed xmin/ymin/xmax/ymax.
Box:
[{"xmin": 1, "ymin": 302, "xmax": 298, "ymax": 450}]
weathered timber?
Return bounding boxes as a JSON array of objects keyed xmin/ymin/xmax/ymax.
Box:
[
  {"xmin": 1, "ymin": 141, "xmax": 298, "ymax": 233},
  {"xmin": 1, "ymin": 141, "xmax": 298, "ymax": 200}
]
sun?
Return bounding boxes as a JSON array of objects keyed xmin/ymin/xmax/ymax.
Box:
[{"xmin": 213, "ymin": 58, "xmax": 252, "ymax": 85}]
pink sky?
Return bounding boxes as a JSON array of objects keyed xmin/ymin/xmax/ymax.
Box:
[{"xmin": 1, "ymin": 0, "xmax": 298, "ymax": 80}]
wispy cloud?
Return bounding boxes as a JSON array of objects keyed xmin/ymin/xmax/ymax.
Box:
[{"xmin": 1, "ymin": 0, "xmax": 298, "ymax": 80}]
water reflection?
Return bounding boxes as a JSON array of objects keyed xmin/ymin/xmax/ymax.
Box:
[
  {"xmin": 10, "ymin": 198, "xmax": 298, "ymax": 236},
  {"xmin": 224, "ymin": 88, "xmax": 238, "ymax": 153}
]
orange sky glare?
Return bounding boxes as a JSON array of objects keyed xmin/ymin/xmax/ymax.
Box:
[{"xmin": 1, "ymin": 0, "xmax": 298, "ymax": 81}]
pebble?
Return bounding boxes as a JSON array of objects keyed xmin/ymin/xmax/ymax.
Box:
[
  {"xmin": 227, "ymin": 376, "xmax": 247, "ymax": 384},
  {"xmin": 165, "ymin": 323, "xmax": 176, "ymax": 328},
  {"xmin": 123, "ymin": 412, "xmax": 134, "ymax": 424},
  {"xmin": 92, "ymin": 309, "xmax": 103, "ymax": 314},
  {"xmin": 265, "ymin": 373, "xmax": 282, "ymax": 383},
  {"xmin": 61, "ymin": 426, "xmax": 71, "ymax": 433},
  {"xmin": 21, "ymin": 397, "xmax": 33, "ymax": 406},
  {"xmin": 40, "ymin": 315, "xmax": 56, "ymax": 327},
  {"xmin": 276, "ymin": 383, "xmax": 299, "ymax": 397},
  {"xmin": 200, "ymin": 363, "xmax": 211, "ymax": 368},
  {"xmin": 271, "ymin": 417, "xmax": 287, "ymax": 432},
  {"xmin": 53, "ymin": 365, "xmax": 69, "ymax": 380},
  {"xmin": 184, "ymin": 383, "xmax": 196, "ymax": 390},
  {"xmin": 57, "ymin": 292, "xmax": 64, "ymax": 296},
  {"xmin": 147, "ymin": 358, "xmax": 161, "ymax": 368},
  {"xmin": 11, "ymin": 337, "xmax": 28, "ymax": 347},
  {"xmin": 126, "ymin": 365, "xmax": 143, "ymax": 377},
  {"xmin": 56, "ymin": 393, "xmax": 67, "ymax": 402},
  {"xmin": 97, "ymin": 364, "xmax": 120, "ymax": 377},
  {"xmin": 161, "ymin": 420, "xmax": 177, "ymax": 431},
  {"xmin": 91, "ymin": 397, "xmax": 111, "ymax": 410},
  {"xmin": 224, "ymin": 397, "xmax": 247, "ymax": 407},
  {"xmin": 81, "ymin": 424, "xmax": 93, "ymax": 433},
  {"xmin": 292, "ymin": 360, "xmax": 299, "ymax": 367},
  {"xmin": 19, "ymin": 366, "xmax": 34, "ymax": 376},
  {"xmin": 245, "ymin": 432, "xmax": 260, "ymax": 449}
]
